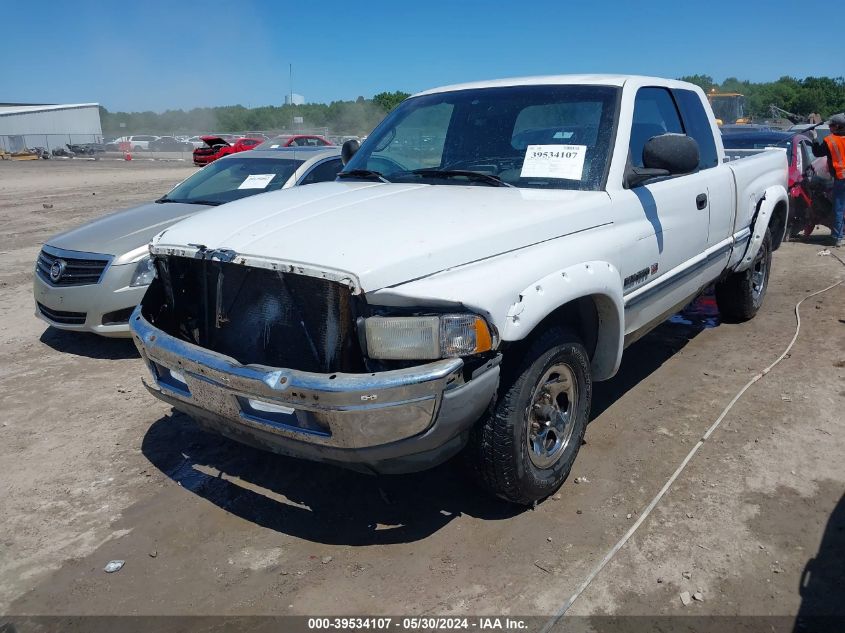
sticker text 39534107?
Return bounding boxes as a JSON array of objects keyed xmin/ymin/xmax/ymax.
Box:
[{"xmin": 520, "ymin": 144, "xmax": 587, "ymax": 181}]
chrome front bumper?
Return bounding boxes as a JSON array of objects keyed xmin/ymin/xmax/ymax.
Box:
[{"xmin": 131, "ymin": 309, "xmax": 500, "ymax": 470}]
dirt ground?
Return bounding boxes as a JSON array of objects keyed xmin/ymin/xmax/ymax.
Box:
[{"xmin": 0, "ymin": 159, "xmax": 843, "ymax": 630}]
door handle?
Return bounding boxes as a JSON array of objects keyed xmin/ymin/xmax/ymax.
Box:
[{"xmin": 696, "ymin": 193, "xmax": 708, "ymax": 210}]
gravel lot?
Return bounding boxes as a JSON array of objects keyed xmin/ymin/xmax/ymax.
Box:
[{"xmin": 1, "ymin": 159, "xmax": 843, "ymax": 629}]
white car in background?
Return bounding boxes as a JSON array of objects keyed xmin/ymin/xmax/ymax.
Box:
[
  {"xmin": 34, "ymin": 147, "xmax": 344, "ymax": 336},
  {"xmin": 111, "ymin": 135, "xmax": 160, "ymax": 151},
  {"xmin": 185, "ymin": 136, "xmax": 206, "ymax": 149}
]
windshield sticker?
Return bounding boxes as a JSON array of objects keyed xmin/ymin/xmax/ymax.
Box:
[
  {"xmin": 270, "ymin": 144, "xmax": 280, "ymax": 148},
  {"xmin": 238, "ymin": 174, "xmax": 276, "ymax": 189},
  {"xmin": 521, "ymin": 144, "xmax": 586, "ymax": 180}
]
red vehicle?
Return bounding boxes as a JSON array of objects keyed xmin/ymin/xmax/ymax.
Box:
[
  {"xmin": 193, "ymin": 136, "xmax": 263, "ymax": 166},
  {"xmin": 721, "ymin": 131, "xmax": 827, "ymax": 239},
  {"xmin": 257, "ymin": 134, "xmax": 334, "ymax": 149}
]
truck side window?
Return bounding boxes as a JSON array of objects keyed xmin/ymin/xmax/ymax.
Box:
[
  {"xmin": 672, "ymin": 89, "xmax": 719, "ymax": 169},
  {"xmin": 629, "ymin": 87, "xmax": 683, "ymax": 168}
]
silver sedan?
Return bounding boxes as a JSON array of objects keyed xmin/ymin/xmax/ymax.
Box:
[{"xmin": 34, "ymin": 147, "xmax": 343, "ymax": 337}]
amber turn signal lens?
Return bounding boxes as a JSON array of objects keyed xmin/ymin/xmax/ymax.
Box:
[{"xmin": 473, "ymin": 317, "xmax": 493, "ymax": 353}]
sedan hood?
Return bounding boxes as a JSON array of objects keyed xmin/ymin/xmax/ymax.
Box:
[
  {"xmin": 201, "ymin": 136, "xmax": 230, "ymax": 147},
  {"xmin": 152, "ymin": 182, "xmax": 613, "ymax": 291},
  {"xmin": 48, "ymin": 201, "xmax": 213, "ymax": 263}
]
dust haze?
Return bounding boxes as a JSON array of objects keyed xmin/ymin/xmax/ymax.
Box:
[{"xmin": 100, "ymin": 98, "xmax": 392, "ymax": 139}]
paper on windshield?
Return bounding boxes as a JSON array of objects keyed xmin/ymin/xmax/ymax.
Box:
[
  {"xmin": 238, "ymin": 174, "xmax": 276, "ymax": 189},
  {"xmin": 520, "ymin": 145, "xmax": 587, "ymax": 180}
]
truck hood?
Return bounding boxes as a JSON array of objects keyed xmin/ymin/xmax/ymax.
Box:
[
  {"xmin": 151, "ymin": 182, "xmax": 612, "ymax": 291},
  {"xmin": 47, "ymin": 201, "xmax": 212, "ymax": 263}
]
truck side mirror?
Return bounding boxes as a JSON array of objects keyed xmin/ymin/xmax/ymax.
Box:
[
  {"xmin": 625, "ymin": 133, "xmax": 700, "ymax": 187},
  {"xmin": 643, "ymin": 133, "xmax": 700, "ymax": 174},
  {"xmin": 341, "ymin": 139, "xmax": 360, "ymax": 166}
]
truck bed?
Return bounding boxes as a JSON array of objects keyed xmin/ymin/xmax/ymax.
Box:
[{"xmin": 725, "ymin": 147, "xmax": 788, "ymax": 234}]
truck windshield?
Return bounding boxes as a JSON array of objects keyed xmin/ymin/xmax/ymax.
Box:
[
  {"xmin": 159, "ymin": 157, "xmax": 304, "ymax": 206},
  {"xmin": 344, "ymin": 84, "xmax": 620, "ymax": 191}
]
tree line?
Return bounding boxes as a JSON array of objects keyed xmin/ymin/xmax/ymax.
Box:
[
  {"xmin": 100, "ymin": 77, "xmax": 845, "ymax": 137},
  {"xmin": 679, "ymin": 75, "xmax": 845, "ymax": 120},
  {"xmin": 100, "ymin": 91, "xmax": 410, "ymax": 137}
]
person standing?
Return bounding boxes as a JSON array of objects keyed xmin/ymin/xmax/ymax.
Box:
[{"xmin": 812, "ymin": 113, "xmax": 845, "ymax": 247}]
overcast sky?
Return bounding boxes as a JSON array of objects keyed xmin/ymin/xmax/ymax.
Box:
[{"xmin": 1, "ymin": 0, "xmax": 838, "ymax": 112}]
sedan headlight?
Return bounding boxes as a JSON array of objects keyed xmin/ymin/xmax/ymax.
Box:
[
  {"xmin": 129, "ymin": 256, "xmax": 156, "ymax": 287},
  {"xmin": 364, "ymin": 314, "xmax": 494, "ymax": 360}
]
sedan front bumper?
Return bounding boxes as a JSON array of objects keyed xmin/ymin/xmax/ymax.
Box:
[
  {"xmin": 130, "ymin": 310, "xmax": 500, "ymax": 473},
  {"xmin": 33, "ymin": 248, "xmax": 145, "ymax": 337}
]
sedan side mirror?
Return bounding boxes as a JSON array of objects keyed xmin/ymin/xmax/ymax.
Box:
[
  {"xmin": 626, "ymin": 133, "xmax": 700, "ymax": 187},
  {"xmin": 341, "ymin": 139, "xmax": 360, "ymax": 166}
]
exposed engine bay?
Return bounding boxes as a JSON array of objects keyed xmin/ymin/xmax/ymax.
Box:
[{"xmin": 141, "ymin": 255, "xmax": 366, "ymax": 373}]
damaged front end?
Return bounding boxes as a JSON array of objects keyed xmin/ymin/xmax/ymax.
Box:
[
  {"xmin": 131, "ymin": 250, "xmax": 501, "ymax": 473},
  {"xmin": 143, "ymin": 250, "xmax": 365, "ymax": 374}
]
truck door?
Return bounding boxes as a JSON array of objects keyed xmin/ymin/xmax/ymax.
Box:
[
  {"xmin": 620, "ymin": 87, "xmax": 714, "ymax": 334},
  {"xmin": 671, "ymin": 88, "xmax": 735, "ymax": 248}
]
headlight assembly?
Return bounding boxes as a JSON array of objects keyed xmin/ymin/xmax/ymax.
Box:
[
  {"xmin": 364, "ymin": 314, "xmax": 495, "ymax": 360},
  {"xmin": 129, "ymin": 256, "xmax": 156, "ymax": 287}
]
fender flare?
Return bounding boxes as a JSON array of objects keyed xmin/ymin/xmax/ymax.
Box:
[
  {"xmin": 735, "ymin": 184, "xmax": 788, "ymax": 272},
  {"xmin": 501, "ymin": 260, "xmax": 624, "ymax": 381}
]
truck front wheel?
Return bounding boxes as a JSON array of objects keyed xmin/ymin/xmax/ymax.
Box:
[
  {"xmin": 715, "ymin": 227, "xmax": 772, "ymax": 322},
  {"xmin": 467, "ymin": 327, "xmax": 592, "ymax": 505}
]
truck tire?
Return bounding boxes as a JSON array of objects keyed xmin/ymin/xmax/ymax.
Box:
[
  {"xmin": 715, "ymin": 227, "xmax": 772, "ymax": 322},
  {"xmin": 467, "ymin": 327, "xmax": 592, "ymax": 505}
]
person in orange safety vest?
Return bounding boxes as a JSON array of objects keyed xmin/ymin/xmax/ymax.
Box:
[{"xmin": 811, "ymin": 113, "xmax": 845, "ymax": 247}]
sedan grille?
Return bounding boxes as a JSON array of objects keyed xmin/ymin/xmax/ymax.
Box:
[
  {"xmin": 36, "ymin": 248, "xmax": 110, "ymax": 286},
  {"xmin": 37, "ymin": 303, "xmax": 87, "ymax": 325}
]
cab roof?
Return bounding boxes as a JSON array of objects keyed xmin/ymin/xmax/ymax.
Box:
[{"xmin": 413, "ymin": 74, "xmax": 698, "ymax": 97}]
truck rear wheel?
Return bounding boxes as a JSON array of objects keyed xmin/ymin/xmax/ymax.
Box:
[
  {"xmin": 715, "ymin": 227, "xmax": 772, "ymax": 322},
  {"xmin": 467, "ymin": 327, "xmax": 591, "ymax": 505}
]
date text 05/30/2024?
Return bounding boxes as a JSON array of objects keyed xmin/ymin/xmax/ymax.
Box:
[{"xmin": 307, "ymin": 618, "xmax": 528, "ymax": 630}]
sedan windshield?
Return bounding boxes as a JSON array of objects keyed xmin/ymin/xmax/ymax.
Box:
[
  {"xmin": 344, "ymin": 84, "xmax": 620, "ymax": 190},
  {"xmin": 160, "ymin": 157, "xmax": 304, "ymax": 206}
]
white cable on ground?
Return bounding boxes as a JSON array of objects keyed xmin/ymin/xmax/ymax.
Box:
[{"xmin": 541, "ymin": 260, "xmax": 845, "ymax": 633}]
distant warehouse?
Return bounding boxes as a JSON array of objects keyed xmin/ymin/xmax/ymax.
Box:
[{"xmin": 0, "ymin": 103, "xmax": 103, "ymax": 152}]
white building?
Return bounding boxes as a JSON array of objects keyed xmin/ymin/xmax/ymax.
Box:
[
  {"xmin": 0, "ymin": 103, "xmax": 102, "ymax": 152},
  {"xmin": 284, "ymin": 93, "xmax": 305, "ymax": 106}
]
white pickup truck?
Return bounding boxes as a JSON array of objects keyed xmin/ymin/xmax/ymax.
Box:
[{"xmin": 131, "ymin": 75, "xmax": 788, "ymax": 504}]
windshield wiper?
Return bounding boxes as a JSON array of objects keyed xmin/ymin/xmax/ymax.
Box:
[
  {"xmin": 409, "ymin": 169, "xmax": 514, "ymax": 188},
  {"xmin": 180, "ymin": 199, "xmax": 223, "ymax": 206},
  {"xmin": 155, "ymin": 197, "xmax": 222, "ymax": 206},
  {"xmin": 336, "ymin": 169, "xmax": 391, "ymax": 183}
]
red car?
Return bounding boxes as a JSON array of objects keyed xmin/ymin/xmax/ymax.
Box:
[
  {"xmin": 193, "ymin": 136, "xmax": 263, "ymax": 166},
  {"xmin": 722, "ymin": 131, "xmax": 821, "ymax": 238},
  {"xmin": 257, "ymin": 134, "xmax": 334, "ymax": 149}
]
